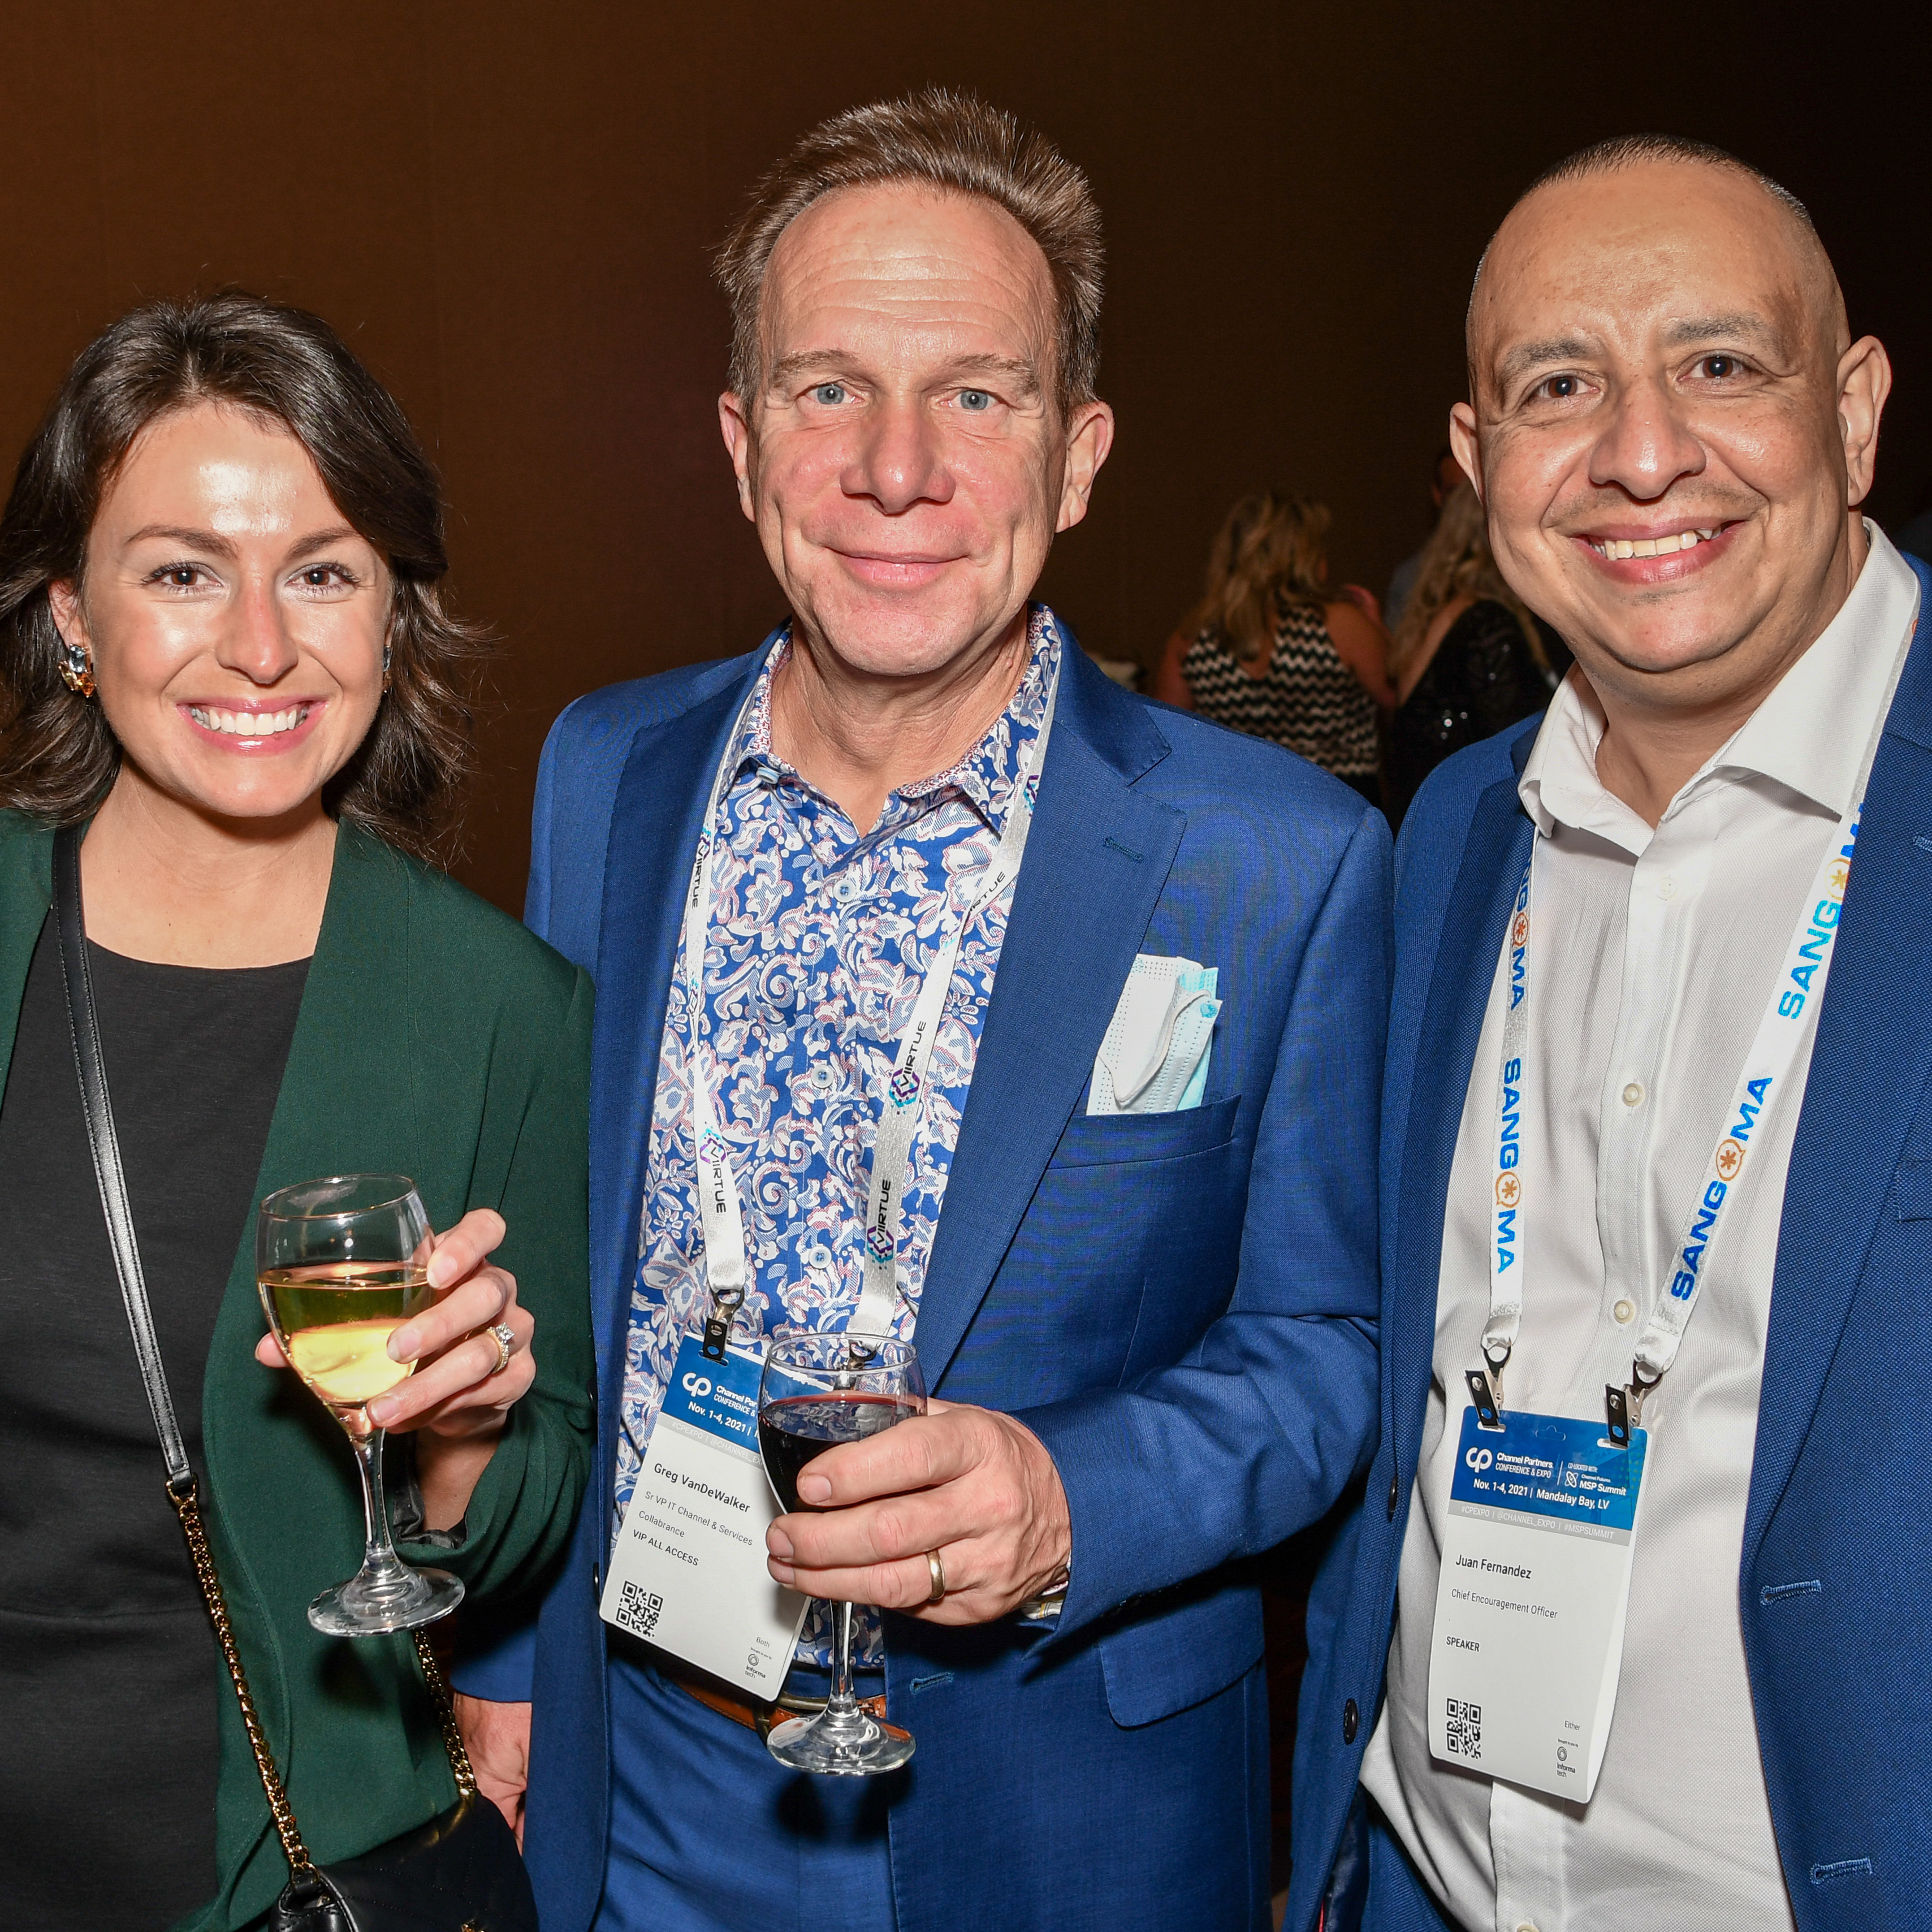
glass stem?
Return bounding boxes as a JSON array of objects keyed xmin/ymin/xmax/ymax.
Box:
[
  {"xmin": 350, "ymin": 1425, "xmax": 405, "ymax": 1584},
  {"xmin": 827, "ymin": 1598, "xmax": 858, "ymax": 1714}
]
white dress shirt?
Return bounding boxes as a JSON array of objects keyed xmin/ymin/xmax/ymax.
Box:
[{"xmin": 1360, "ymin": 526, "xmax": 1923, "ymax": 1932}]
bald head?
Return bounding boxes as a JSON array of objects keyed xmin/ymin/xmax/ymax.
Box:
[
  {"xmin": 1444, "ymin": 135, "xmax": 1890, "ymax": 791},
  {"xmin": 1469, "ymin": 143, "xmax": 1848, "ymax": 388}
]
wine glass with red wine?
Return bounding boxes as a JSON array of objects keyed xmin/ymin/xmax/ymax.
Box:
[{"xmin": 757, "ymin": 1329, "xmax": 927, "ymax": 1775}]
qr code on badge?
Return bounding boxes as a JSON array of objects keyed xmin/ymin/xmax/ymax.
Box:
[
  {"xmin": 616, "ymin": 1581, "xmax": 664, "ymax": 1640},
  {"xmin": 1445, "ymin": 1698, "xmax": 1482, "ymax": 1760}
]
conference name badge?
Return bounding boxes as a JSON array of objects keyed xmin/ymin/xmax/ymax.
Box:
[
  {"xmin": 600, "ymin": 1333, "xmax": 809, "ymax": 1696},
  {"xmin": 1426, "ymin": 1406, "xmax": 1648, "ymax": 1801}
]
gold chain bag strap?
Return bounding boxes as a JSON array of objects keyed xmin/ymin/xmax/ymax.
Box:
[{"xmin": 53, "ymin": 825, "xmax": 534, "ymax": 1932}]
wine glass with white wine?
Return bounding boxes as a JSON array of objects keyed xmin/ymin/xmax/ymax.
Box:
[{"xmin": 256, "ymin": 1173, "xmax": 464, "ymax": 1636}]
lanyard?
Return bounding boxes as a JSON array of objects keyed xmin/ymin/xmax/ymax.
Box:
[
  {"xmin": 685, "ymin": 636, "xmax": 1060, "ymax": 1361},
  {"xmin": 1476, "ymin": 783, "xmax": 1869, "ymax": 1440}
]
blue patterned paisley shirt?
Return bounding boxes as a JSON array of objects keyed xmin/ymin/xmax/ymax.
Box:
[{"xmin": 619, "ymin": 606, "xmax": 1060, "ymax": 1665}]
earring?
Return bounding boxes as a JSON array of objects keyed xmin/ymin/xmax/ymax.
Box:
[
  {"xmin": 381, "ymin": 639, "xmax": 393, "ymax": 693},
  {"xmin": 57, "ymin": 637, "xmax": 95, "ymax": 699}
]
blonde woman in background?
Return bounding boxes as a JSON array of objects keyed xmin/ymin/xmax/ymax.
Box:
[
  {"xmin": 1153, "ymin": 491, "xmax": 1393, "ymax": 805},
  {"xmin": 1384, "ymin": 480, "xmax": 1557, "ymax": 824}
]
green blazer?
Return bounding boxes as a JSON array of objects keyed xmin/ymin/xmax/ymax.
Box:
[{"xmin": 0, "ymin": 813, "xmax": 595, "ymax": 1931}]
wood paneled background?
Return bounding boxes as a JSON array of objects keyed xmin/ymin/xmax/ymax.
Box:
[{"xmin": 4, "ymin": 0, "xmax": 1921, "ymax": 909}]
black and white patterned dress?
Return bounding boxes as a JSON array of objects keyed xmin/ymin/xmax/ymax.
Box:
[{"xmin": 1181, "ymin": 602, "xmax": 1379, "ymax": 784}]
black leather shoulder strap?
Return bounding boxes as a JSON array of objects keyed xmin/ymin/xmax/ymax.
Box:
[{"xmin": 52, "ymin": 823, "xmax": 191, "ymax": 1488}]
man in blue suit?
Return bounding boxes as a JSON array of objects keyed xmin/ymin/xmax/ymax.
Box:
[
  {"xmin": 1291, "ymin": 135, "xmax": 1923, "ymax": 1931},
  {"xmin": 453, "ymin": 90, "xmax": 1388, "ymax": 1932}
]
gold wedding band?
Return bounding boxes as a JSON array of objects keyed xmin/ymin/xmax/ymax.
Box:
[
  {"xmin": 487, "ymin": 1322, "xmax": 515, "ymax": 1376},
  {"xmin": 925, "ymin": 1549, "xmax": 947, "ymax": 1605}
]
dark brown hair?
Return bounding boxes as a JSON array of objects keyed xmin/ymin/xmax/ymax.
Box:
[
  {"xmin": 0, "ymin": 292, "xmax": 487, "ymax": 862},
  {"xmin": 715, "ymin": 88, "xmax": 1105, "ymax": 414}
]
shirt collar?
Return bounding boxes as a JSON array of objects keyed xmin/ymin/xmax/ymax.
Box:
[
  {"xmin": 730, "ymin": 603, "xmax": 1061, "ymax": 835},
  {"xmin": 1520, "ymin": 522, "xmax": 1922, "ymax": 853}
]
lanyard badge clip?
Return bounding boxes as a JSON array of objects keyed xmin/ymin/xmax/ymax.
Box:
[
  {"xmin": 1466, "ymin": 1355, "xmax": 1507, "ymax": 1432},
  {"xmin": 701, "ymin": 1286, "xmax": 746, "ymax": 1364},
  {"xmin": 1608, "ymin": 1363, "xmax": 1659, "ymax": 1439},
  {"xmin": 1603, "ymin": 1382, "xmax": 1631, "ymax": 1447}
]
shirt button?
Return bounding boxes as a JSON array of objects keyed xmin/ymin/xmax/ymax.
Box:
[
  {"xmin": 1614, "ymin": 1299, "xmax": 1636, "ymax": 1325},
  {"xmin": 1622, "ymin": 1080, "xmax": 1645, "ymax": 1108},
  {"xmin": 1517, "ymin": 1922, "xmax": 1540, "ymax": 1932},
  {"xmin": 1342, "ymin": 1697, "xmax": 1359, "ymax": 1744},
  {"xmin": 1657, "ymin": 876, "xmax": 1677, "ymax": 900}
]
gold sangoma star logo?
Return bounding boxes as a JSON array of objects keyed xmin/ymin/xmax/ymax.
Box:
[
  {"xmin": 1826, "ymin": 857, "xmax": 1851, "ymax": 897},
  {"xmin": 1495, "ymin": 1173, "xmax": 1522, "ymax": 1208},
  {"xmin": 1715, "ymin": 1138, "xmax": 1745, "ymax": 1182}
]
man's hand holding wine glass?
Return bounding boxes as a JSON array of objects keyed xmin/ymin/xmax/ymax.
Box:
[{"xmin": 763, "ymin": 1398, "xmax": 1073, "ymax": 1625}]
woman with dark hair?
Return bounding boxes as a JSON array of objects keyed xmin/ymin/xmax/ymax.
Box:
[
  {"xmin": 1384, "ymin": 480, "xmax": 1558, "ymax": 825},
  {"xmin": 1152, "ymin": 490, "xmax": 1394, "ymax": 805},
  {"xmin": 0, "ymin": 294, "xmax": 593, "ymax": 1929}
]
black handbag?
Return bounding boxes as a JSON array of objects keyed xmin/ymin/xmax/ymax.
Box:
[{"xmin": 52, "ymin": 825, "xmax": 537, "ymax": 1932}]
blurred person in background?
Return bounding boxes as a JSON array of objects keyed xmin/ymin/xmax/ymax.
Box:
[
  {"xmin": 1382, "ymin": 446, "xmax": 1464, "ymax": 629},
  {"xmin": 1384, "ymin": 480, "xmax": 1554, "ymax": 823},
  {"xmin": 1153, "ymin": 489, "xmax": 1393, "ymax": 805}
]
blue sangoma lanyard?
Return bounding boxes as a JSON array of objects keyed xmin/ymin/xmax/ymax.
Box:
[{"xmin": 1472, "ymin": 800, "xmax": 1862, "ymax": 1442}]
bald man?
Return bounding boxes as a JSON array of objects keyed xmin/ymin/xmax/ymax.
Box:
[{"xmin": 1288, "ymin": 135, "xmax": 1928, "ymax": 1932}]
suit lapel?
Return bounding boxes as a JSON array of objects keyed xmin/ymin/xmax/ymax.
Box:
[
  {"xmin": 587, "ymin": 662, "xmax": 763, "ymax": 1415},
  {"xmin": 915, "ymin": 642, "xmax": 1182, "ymax": 1386},
  {"xmin": 1745, "ymin": 567, "xmax": 1932, "ymax": 1563},
  {"xmin": 1391, "ymin": 771, "xmax": 1534, "ymax": 1463}
]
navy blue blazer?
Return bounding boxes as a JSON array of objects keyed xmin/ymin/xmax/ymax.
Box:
[
  {"xmin": 457, "ymin": 625, "xmax": 1390, "ymax": 1931},
  {"xmin": 1290, "ymin": 555, "xmax": 1932, "ymax": 1932}
]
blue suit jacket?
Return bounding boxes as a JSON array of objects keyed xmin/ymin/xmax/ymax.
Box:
[
  {"xmin": 1290, "ymin": 556, "xmax": 1932, "ymax": 1932},
  {"xmin": 457, "ymin": 627, "xmax": 1390, "ymax": 1931}
]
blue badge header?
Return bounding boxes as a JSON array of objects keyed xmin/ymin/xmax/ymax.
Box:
[
  {"xmin": 662, "ymin": 1333, "xmax": 762, "ymax": 1448},
  {"xmin": 1451, "ymin": 1406, "xmax": 1645, "ymax": 1535}
]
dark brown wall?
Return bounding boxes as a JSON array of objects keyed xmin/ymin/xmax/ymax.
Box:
[{"xmin": 3, "ymin": 1, "xmax": 1923, "ymax": 911}]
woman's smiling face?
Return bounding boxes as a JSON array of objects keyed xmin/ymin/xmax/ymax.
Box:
[{"xmin": 50, "ymin": 401, "xmax": 391, "ymax": 828}]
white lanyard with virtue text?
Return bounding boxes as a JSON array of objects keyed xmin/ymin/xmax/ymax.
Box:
[
  {"xmin": 1475, "ymin": 782, "xmax": 1869, "ymax": 1442},
  {"xmin": 686, "ymin": 638, "xmax": 1060, "ymax": 1360},
  {"xmin": 599, "ymin": 637, "xmax": 1060, "ymax": 1697}
]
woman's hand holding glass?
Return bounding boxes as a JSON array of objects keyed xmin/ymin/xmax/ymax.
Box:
[
  {"xmin": 256, "ymin": 1202, "xmax": 534, "ymax": 1537},
  {"xmin": 256, "ymin": 1205, "xmax": 531, "ymax": 1434}
]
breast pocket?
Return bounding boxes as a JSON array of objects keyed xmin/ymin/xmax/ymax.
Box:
[
  {"xmin": 1047, "ymin": 1095, "xmax": 1242, "ymax": 1169},
  {"xmin": 944, "ymin": 1098, "xmax": 1247, "ymax": 1408}
]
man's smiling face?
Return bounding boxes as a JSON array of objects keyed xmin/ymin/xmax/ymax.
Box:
[
  {"xmin": 719, "ymin": 181, "xmax": 1109, "ymax": 680},
  {"xmin": 1455, "ymin": 158, "xmax": 1883, "ymax": 716}
]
